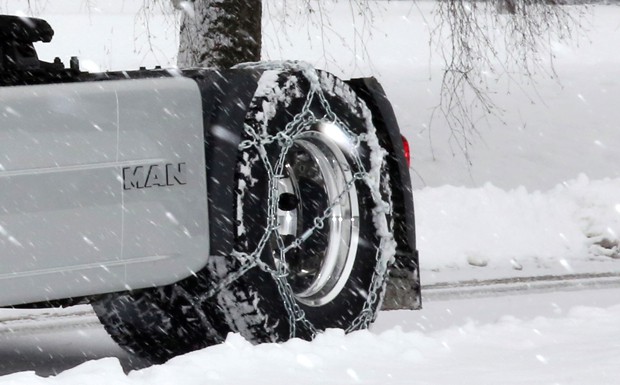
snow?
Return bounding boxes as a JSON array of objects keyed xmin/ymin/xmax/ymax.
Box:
[
  {"xmin": 418, "ymin": 175, "xmax": 620, "ymax": 277},
  {"xmin": 3, "ymin": 297, "xmax": 620, "ymax": 384},
  {"xmin": 1, "ymin": 0, "xmax": 620, "ymax": 383}
]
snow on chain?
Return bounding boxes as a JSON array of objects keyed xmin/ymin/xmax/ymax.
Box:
[{"xmin": 227, "ymin": 61, "xmax": 397, "ymax": 336}]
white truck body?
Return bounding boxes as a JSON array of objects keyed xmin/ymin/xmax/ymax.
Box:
[{"xmin": 0, "ymin": 77, "xmax": 210, "ymax": 305}]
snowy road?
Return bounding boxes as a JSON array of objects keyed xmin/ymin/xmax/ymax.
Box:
[
  {"xmin": 1, "ymin": 275, "xmax": 619, "ymax": 382},
  {"xmin": 423, "ymin": 272, "xmax": 620, "ymax": 300},
  {"xmin": 0, "ymin": 307, "xmax": 138, "ymax": 377}
]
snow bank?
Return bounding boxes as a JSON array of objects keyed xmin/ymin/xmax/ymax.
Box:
[
  {"xmin": 417, "ymin": 175, "xmax": 620, "ymax": 278},
  {"xmin": 2, "ymin": 303, "xmax": 620, "ymax": 384}
]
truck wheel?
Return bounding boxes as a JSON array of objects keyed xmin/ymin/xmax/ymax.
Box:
[
  {"xmin": 92, "ymin": 281, "xmax": 228, "ymax": 364},
  {"xmin": 207, "ymin": 65, "xmax": 396, "ymax": 343}
]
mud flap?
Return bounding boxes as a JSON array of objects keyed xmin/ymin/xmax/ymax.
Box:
[{"xmin": 382, "ymin": 250, "xmax": 421, "ymax": 310}]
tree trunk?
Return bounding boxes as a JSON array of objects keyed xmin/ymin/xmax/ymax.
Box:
[{"xmin": 177, "ymin": 0, "xmax": 262, "ymax": 69}]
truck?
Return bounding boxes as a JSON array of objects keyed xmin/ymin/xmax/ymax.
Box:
[{"xmin": 0, "ymin": 15, "xmax": 420, "ymax": 363}]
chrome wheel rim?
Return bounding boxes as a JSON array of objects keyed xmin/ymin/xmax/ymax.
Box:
[{"xmin": 276, "ymin": 127, "xmax": 360, "ymax": 307}]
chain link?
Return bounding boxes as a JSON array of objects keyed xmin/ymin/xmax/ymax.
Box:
[{"xmin": 210, "ymin": 68, "xmax": 394, "ymax": 340}]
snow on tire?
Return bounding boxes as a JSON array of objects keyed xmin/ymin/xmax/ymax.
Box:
[{"xmin": 210, "ymin": 63, "xmax": 396, "ymax": 343}]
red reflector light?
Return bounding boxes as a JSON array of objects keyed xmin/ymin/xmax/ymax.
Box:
[{"xmin": 401, "ymin": 135, "xmax": 411, "ymax": 168}]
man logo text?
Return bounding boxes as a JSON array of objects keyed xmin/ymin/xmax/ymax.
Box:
[{"xmin": 123, "ymin": 163, "xmax": 187, "ymax": 190}]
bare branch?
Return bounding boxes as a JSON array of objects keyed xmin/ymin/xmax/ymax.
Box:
[
  {"xmin": 431, "ymin": 0, "xmax": 588, "ymax": 159},
  {"xmin": 263, "ymin": 0, "xmax": 384, "ymax": 74}
]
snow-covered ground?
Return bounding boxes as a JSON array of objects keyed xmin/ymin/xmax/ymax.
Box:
[
  {"xmin": 2, "ymin": 288, "xmax": 620, "ymax": 384},
  {"xmin": 1, "ymin": 0, "xmax": 620, "ymax": 383}
]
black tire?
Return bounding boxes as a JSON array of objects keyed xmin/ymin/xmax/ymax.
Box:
[
  {"xmin": 208, "ymin": 64, "xmax": 395, "ymax": 343},
  {"xmin": 92, "ymin": 275, "xmax": 228, "ymax": 364}
]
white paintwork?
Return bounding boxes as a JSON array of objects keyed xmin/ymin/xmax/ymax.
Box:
[{"xmin": 0, "ymin": 77, "xmax": 208, "ymax": 306}]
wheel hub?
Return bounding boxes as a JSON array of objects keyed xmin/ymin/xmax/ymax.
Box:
[
  {"xmin": 275, "ymin": 129, "xmax": 360, "ymax": 307},
  {"xmin": 278, "ymin": 192, "xmax": 299, "ymax": 212}
]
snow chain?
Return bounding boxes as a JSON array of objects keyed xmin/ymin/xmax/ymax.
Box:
[{"xmin": 206, "ymin": 66, "xmax": 395, "ymax": 340}]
